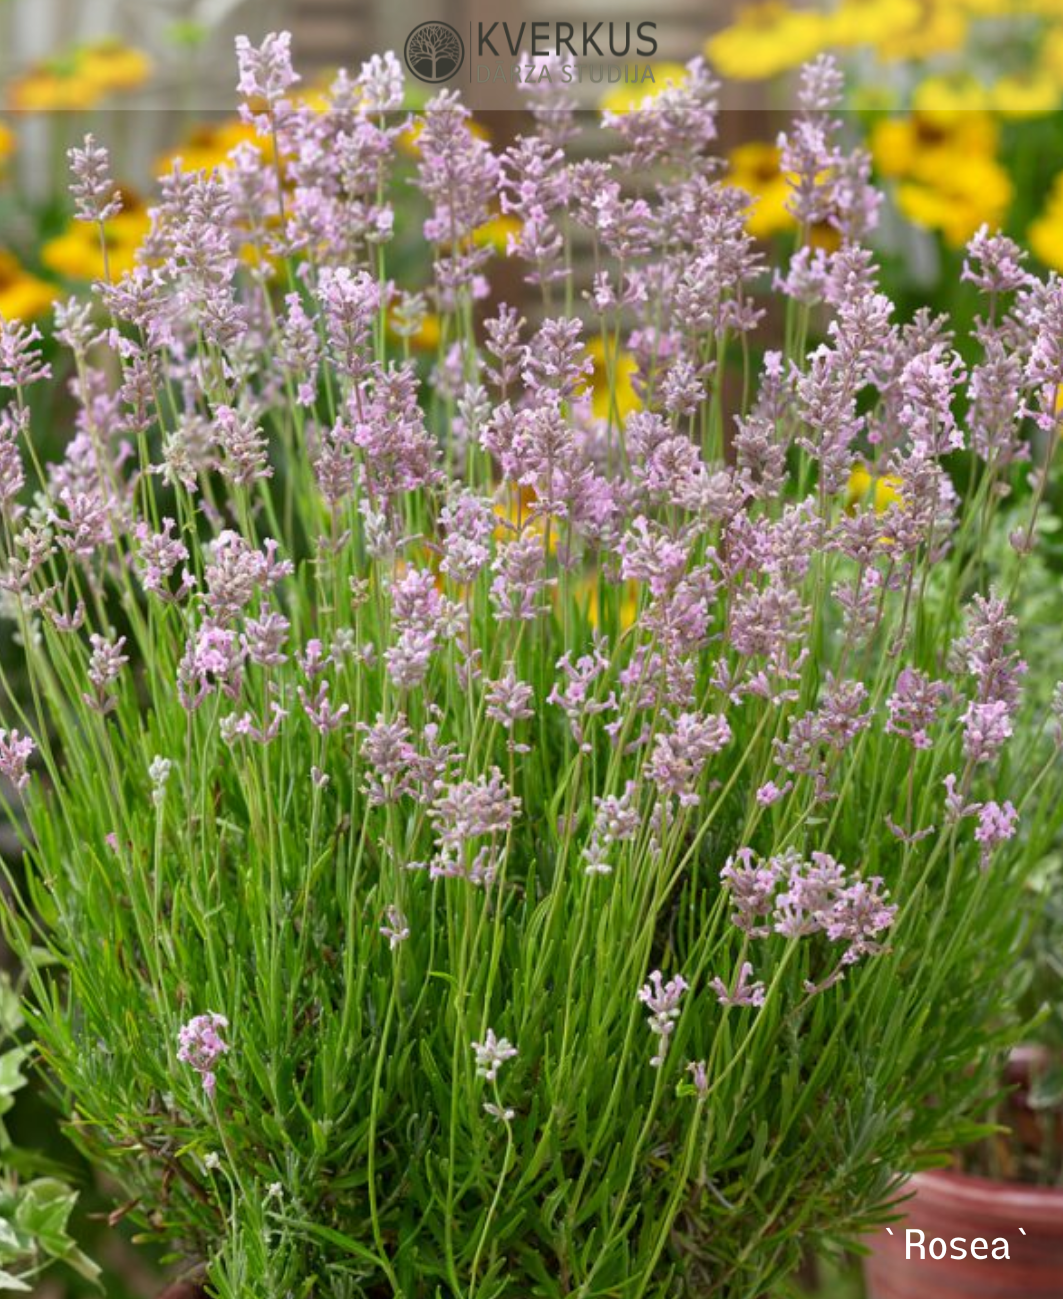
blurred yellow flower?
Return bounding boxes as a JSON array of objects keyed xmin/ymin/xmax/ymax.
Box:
[
  {"xmin": 42, "ymin": 197, "xmax": 150, "ymax": 282},
  {"xmin": 725, "ymin": 142, "xmax": 794, "ymax": 241},
  {"xmin": 79, "ymin": 40, "xmax": 153, "ymax": 95},
  {"xmin": 872, "ymin": 111, "xmax": 998, "ymax": 177},
  {"xmin": 0, "ymin": 251, "xmax": 57, "ymax": 321},
  {"xmin": 156, "ymin": 119, "xmax": 262, "ymax": 176},
  {"xmin": 599, "ymin": 62, "xmax": 689, "ymax": 113},
  {"xmin": 493, "ymin": 486, "xmax": 559, "ymax": 553},
  {"xmin": 705, "ymin": 2, "xmax": 830, "ymax": 80},
  {"xmin": 828, "ymin": 0, "xmax": 922, "ymax": 47},
  {"xmin": 847, "ymin": 464, "xmax": 902, "ymax": 513},
  {"xmin": 0, "ymin": 123, "xmax": 15, "ymax": 168},
  {"xmin": 8, "ymin": 62, "xmax": 101, "ymax": 112},
  {"xmin": 897, "ymin": 159, "xmax": 1011, "ymax": 247},
  {"xmin": 912, "ymin": 73, "xmax": 991, "ymax": 120},
  {"xmin": 873, "ymin": 1, "xmax": 968, "ymax": 59},
  {"xmin": 474, "ymin": 213, "xmax": 522, "ymax": 254},
  {"xmin": 387, "ymin": 310, "xmax": 441, "ymax": 352},
  {"xmin": 1040, "ymin": 24, "xmax": 1063, "ymax": 81},
  {"xmin": 586, "ymin": 338, "xmax": 642, "ymax": 423},
  {"xmin": 724, "ymin": 141, "xmax": 839, "ymax": 249},
  {"xmin": 7, "ymin": 40, "xmax": 151, "ymax": 111},
  {"xmin": 871, "ymin": 111, "xmax": 1011, "ymax": 246},
  {"xmin": 991, "ymin": 71, "xmax": 1060, "ymax": 118},
  {"xmin": 1029, "ymin": 172, "xmax": 1063, "ymax": 271}
]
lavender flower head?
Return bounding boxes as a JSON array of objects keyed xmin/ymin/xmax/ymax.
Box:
[
  {"xmin": 710, "ymin": 962, "xmax": 766, "ymax": 1009},
  {"xmin": 380, "ymin": 905, "xmax": 410, "ymax": 949},
  {"xmin": 0, "ymin": 319, "xmax": 51, "ymax": 389},
  {"xmin": 177, "ymin": 1012, "xmax": 230, "ymax": 1098},
  {"xmin": 0, "ymin": 729, "xmax": 35, "ymax": 791},
  {"xmin": 637, "ymin": 970, "xmax": 689, "ymax": 1067},
  {"xmin": 975, "ymin": 800, "xmax": 1018, "ymax": 869},
  {"xmin": 471, "ymin": 1028, "xmax": 518, "ymax": 1082},
  {"xmin": 68, "ymin": 134, "xmax": 122, "ymax": 224},
  {"xmin": 236, "ymin": 31, "xmax": 299, "ymax": 110}
]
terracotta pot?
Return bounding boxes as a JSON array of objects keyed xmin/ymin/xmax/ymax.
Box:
[
  {"xmin": 865, "ymin": 1048, "xmax": 1063, "ymax": 1298},
  {"xmin": 863, "ymin": 1167, "xmax": 1063, "ymax": 1298}
]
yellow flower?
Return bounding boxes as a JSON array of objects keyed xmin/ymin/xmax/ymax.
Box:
[
  {"xmin": 387, "ymin": 310, "xmax": 441, "ymax": 352},
  {"xmin": 7, "ymin": 62, "xmax": 102, "ymax": 112},
  {"xmin": 78, "ymin": 40, "xmax": 152, "ymax": 95},
  {"xmin": 473, "ymin": 213, "xmax": 522, "ymax": 254},
  {"xmin": 874, "ymin": 0, "xmax": 968, "ymax": 59},
  {"xmin": 599, "ymin": 62, "xmax": 689, "ymax": 114},
  {"xmin": 7, "ymin": 40, "xmax": 151, "ymax": 111},
  {"xmin": 156, "ymin": 119, "xmax": 263, "ymax": 176},
  {"xmin": 1029, "ymin": 173, "xmax": 1063, "ymax": 272},
  {"xmin": 871, "ymin": 111, "xmax": 998, "ymax": 178},
  {"xmin": 493, "ymin": 486, "xmax": 559, "ymax": 553},
  {"xmin": 896, "ymin": 154, "xmax": 1011, "ymax": 247},
  {"xmin": 705, "ymin": 2, "xmax": 831, "ymax": 81},
  {"xmin": 870, "ymin": 109, "xmax": 1011, "ymax": 246},
  {"xmin": 847, "ymin": 464, "xmax": 903, "ymax": 514},
  {"xmin": 991, "ymin": 71, "xmax": 1060, "ymax": 119},
  {"xmin": 0, "ymin": 251, "xmax": 57, "ymax": 321},
  {"xmin": 724, "ymin": 142, "xmax": 839, "ymax": 248},
  {"xmin": 42, "ymin": 195, "xmax": 151, "ymax": 282},
  {"xmin": 0, "ymin": 123, "xmax": 15, "ymax": 168},
  {"xmin": 725, "ymin": 142, "xmax": 794, "ymax": 240},
  {"xmin": 585, "ymin": 338, "xmax": 642, "ymax": 423},
  {"xmin": 1040, "ymin": 24, "xmax": 1063, "ymax": 82},
  {"xmin": 912, "ymin": 73, "xmax": 991, "ymax": 121},
  {"xmin": 828, "ymin": 0, "xmax": 923, "ymax": 48},
  {"xmin": 293, "ymin": 85, "xmax": 333, "ymax": 115}
]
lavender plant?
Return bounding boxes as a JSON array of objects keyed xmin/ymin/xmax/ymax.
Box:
[{"xmin": 1, "ymin": 37, "xmax": 1062, "ymax": 1298}]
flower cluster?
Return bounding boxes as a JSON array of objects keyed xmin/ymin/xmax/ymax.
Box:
[
  {"xmin": 638, "ymin": 970, "xmax": 689, "ymax": 1067},
  {"xmin": 721, "ymin": 848, "xmax": 897, "ymax": 972},
  {"xmin": 177, "ymin": 1013, "xmax": 230, "ymax": 1098}
]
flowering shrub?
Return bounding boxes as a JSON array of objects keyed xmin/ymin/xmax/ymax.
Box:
[{"xmin": 1, "ymin": 33, "xmax": 1062, "ymax": 1298}]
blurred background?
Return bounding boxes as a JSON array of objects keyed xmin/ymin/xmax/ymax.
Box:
[{"xmin": 3, "ymin": 0, "xmax": 1063, "ymax": 1295}]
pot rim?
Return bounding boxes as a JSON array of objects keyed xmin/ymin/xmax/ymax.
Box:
[{"xmin": 906, "ymin": 1168, "xmax": 1063, "ymax": 1228}]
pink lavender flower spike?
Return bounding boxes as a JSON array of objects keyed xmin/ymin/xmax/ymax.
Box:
[
  {"xmin": 0, "ymin": 319, "xmax": 51, "ymax": 389},
  {"xmin": 637, "ymin": 970, "xmax": 689, "ymax": 1068},
  {"xmin": 177, "ymin": 1012, "xmax": 230, "ymax": 1098},
  {"xmin": 471, "ymin": 1029, "xmax": 517, "ymax": 1083},
  {"xmin": 67, "ymin": 134, "xmax": 122, "ymax": 224},
  {"xmin": 886, "ymin": 668, "xmax": 949, "ymax": 751},
  {"xmin": 975, "ymin": 801, "xmax": 1019, "ymax": 869},
  {"xmin": 0, "ymin": 407, "xmax": 27, "ymax": 510},
  {"xmin": 0, "ymin": 729, "xmax": 35, "ymax": 791},
  {"xmin": 380, "ymin": 905, "xmax": 410, "ymax": 950},
  {"xmin": 236, "ymin": 31, "xmax": 299, "ymax": 123},
  {"xmin": 826, "ymin": 878, "xmax": 897, "ymax": 965},
  {"xmin": 646, "ymin": 711, "xmax": 731, "ymax": 807},
  {"xmin": 710, "ymin": 962, "xmax": 766, "ymax": 1009}
]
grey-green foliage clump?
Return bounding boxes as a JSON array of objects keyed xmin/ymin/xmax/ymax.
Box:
[{"xmin": 1, "ymin": 32, "xmax": 1062, "ymax": 1299}]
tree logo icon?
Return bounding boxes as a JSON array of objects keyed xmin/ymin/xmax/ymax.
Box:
[{"xmin": 404, "ymin": 21, "xmax": 465, "ymax": 83}]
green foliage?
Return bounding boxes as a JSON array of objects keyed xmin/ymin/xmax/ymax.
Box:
[{"xmin": 0, "ymin": 972, "xmax": 99, "ymax": 1292}]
